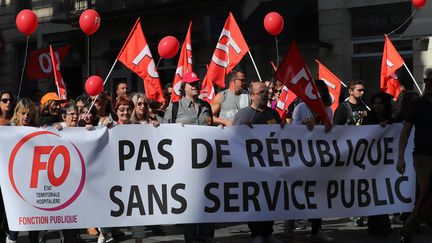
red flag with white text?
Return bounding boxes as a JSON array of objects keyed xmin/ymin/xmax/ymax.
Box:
[
  {"xmin": 26, "ymin": 45, "xmax": 70, "ymax": 79},
  {"xmin": 202, "ymin": 12, "xmax": 249, "ymax": 98},
  {"xmin": 380, "ymin": 35, "xmax": 404, "ymax": 99},
  {"xmin": 49, "ymin": 45, "xmax": 67, "ymax": 100},
  {"xmin": 275, "ymin": 42, "xmax": 332, "ymax": 127},
  {"xmin": 276, "ymin": 86, "xmax": 297, "ymax": 120},
  {"xmin": 118, "ymin": 18, "xmax": 165, "ymax": 104},
  {"xmin": 172, "ymin": 22, "xmax": 193, "ymax": 102},
  {"xmin": 316, "ymin": 60, "xmax": 342, "ymax": 113},
  {"xmin": 199, "ymin": 77, "xmax": 216, "ymax": 102},
  {"xmin": 271, "ymin": 61, "xmax": 297, "ymax": 119}
]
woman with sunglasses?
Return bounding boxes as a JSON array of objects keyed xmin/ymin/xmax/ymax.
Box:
[
  {"xmin": 0, "ymin": 91, "xmax": 14, "ymax": 125},
  {"xmin": 131, "ymin": 93, "xmax": 150, "ymax": 124}
]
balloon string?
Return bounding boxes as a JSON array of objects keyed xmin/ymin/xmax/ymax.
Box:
[
  {"xmin": 86, "ymin": 58, "xmax": 118, "ymax": 117},
  {"xmin": 17, "ymin": 36, "xmax": 30, "ymax": 101},
  {"xmin": 87, "ymin": 35, "xmax": 90, "ymax": 78},
  {"xmin": 156, "ymin": 57, "xmax": 162, "ymax": 69},
  {"xmin": 275, "ymin": 35, "xmax": 279, "ymax": 65},
  {"xmin": 387, "ymin": 9, "xmax": 417, "ymax": 36}
]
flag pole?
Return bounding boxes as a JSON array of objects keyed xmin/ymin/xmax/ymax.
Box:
[
  {"xmin": 17, "ymin": 36, "xmax": 30, "ymax": 100},
  {"xmin": 248, "ymin": 51, "xmax": 262, "ymax": 81},
  {"xmin": 86, "ymin": 58, "xmax": 118, "ymax": 116},
  {"xmin": 403, "ymin": 62, "xmax": 423, "ymax": 95},
  {"xmin": 87, "ymin": 35, "xmax": 91, "ymax": 78}
]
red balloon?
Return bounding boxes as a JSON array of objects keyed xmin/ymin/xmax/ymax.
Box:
[
  {"xmin": 79, "ymin": 9, "xmax": 101, "ymax": 35},
  {"xmin": 412, "ymin": 0, "xmax": 427, "ymax": 8},
  {"xmin": 158, "ymin": 36, "xmax": 179, "ymax": 59},
  {"xmin": 16, "ymin": 9, "xmax": 38, "ymax": 36},
  {"xmin": 264, "ymin": 12, "xmax": 284, "ymax": 36},
  {"xmin": 85, "ymin": 75, "xmax": 104, "ymax": 96}
]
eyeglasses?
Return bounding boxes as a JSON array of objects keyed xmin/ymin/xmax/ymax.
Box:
[
  {"xmin": 274, "ymin": 89, "xmax": 283, "ymax": 94},
  {"xmin": 1, "ymin": 98, "xmax": 11, "ymax": 103}
]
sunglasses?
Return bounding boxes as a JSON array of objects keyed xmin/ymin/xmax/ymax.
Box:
[
  {"xmin": 189, "ymin": 81, "xmax": 201, "ymax": 87},
  {"xmin": 1, "ymin": 98, "xmax": 11, "ymax": 103},
  {"xmin": 137, "ymin": 102, "xmax": 148, "ymax": 107}
]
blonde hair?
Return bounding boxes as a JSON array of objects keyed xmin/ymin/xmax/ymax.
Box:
[
  {"xmin": 130, "ymin": 93, "xmax": 149, "ymax": 123},
  {"xmin": 11, "ymin": 98, "xmax": 38, "ymax": 126}
]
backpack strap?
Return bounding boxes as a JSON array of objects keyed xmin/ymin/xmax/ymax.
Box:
[
  {"xmin": 171, "ymin": 101, "xmax": 179, "ymax": 123},
  {"xmin": 343, "ymin": 101, "xmax": 354, "ymax": 125}
]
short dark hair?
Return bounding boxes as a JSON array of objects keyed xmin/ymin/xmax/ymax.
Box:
[
  {"xmin": 349, "ymin": 80, "xmax": 364, "ymax": 91},
  {"xmin": 228, "ymin": 70, "xmax": 245, "ymax": 82}
]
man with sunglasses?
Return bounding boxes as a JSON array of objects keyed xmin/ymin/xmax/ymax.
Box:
[
  {"xmin": 211, "ymin": 70, "xmax": 250, "ymax": 126},
  {"xmin": 232, "ymin": 81, "xmax": 282, "ymax": 243}
]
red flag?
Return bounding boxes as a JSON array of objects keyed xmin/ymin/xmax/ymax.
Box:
[
  {"xmin": 49, "ymin": 45, "xmax": 67, "ymax": 100},
  {"xmin": 203, "ymin": 12, "xmax": 249, "ymax": 92},
  {"xmin": 118, "ymin": 18, "xmax": 165, "ymax": 104},
  {"xmin": 199, "ymin": 77, "xmax": 216, "ymax": 103},
  {"xmin": 386, "ymin": 73, "xmax": 402, "ymax": 100},
  {"xmin": 26, "ymin": 45, "xmax": 70, "ymax": 79},
  {"xmin": 275, "ymin": 42, "xmax": 332, "ymax": 127},
  {"xmin": 380, "ymin": 35, "xmax": 404, "ymax": 99},
  {"xmin": 270, "ymin": 61, "xmax": 297, "ymax": 119},
  {"xmin": 316, "ymin": 60, "xmax": 342, "ymax": 113},
  {"xmin": 275, "ymin": 86, "xmax": 297, "ymax": 120},
  {"xmin": 172, "ymin": 22, "xmax": 193, "ymax": 102}
]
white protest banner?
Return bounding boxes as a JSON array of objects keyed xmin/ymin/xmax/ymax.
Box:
[{"xmin": 0, "ymin": 124, "xmax": 414, "ymax": 230}]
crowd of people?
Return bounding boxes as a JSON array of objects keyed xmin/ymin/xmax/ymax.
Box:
[{"xmin": 0, "ymin": 67, "xmax": 431, "ymax": 243}]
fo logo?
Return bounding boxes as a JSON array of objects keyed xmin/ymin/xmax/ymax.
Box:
[{"xmin": 9, "ymin": 131, "xmax": 86, "ymax": 211}]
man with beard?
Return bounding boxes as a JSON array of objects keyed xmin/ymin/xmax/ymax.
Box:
[
  {"xmin": 232, "ymin": 81, "xmax": 282, "ymax": 243},
  {"xmin": 211, "ymin": 70, "xmax": 250, "ymax": 126}
]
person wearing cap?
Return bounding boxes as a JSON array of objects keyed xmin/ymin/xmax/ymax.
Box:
[
  {"xmin": 211, "ymin": 70, "xmax": 250, "ymax": 126},
  {"xmin": 397, "ymin": 68, "xmax": 432, "ymax": 243},
  {"xmin": 163, "ymin": 71, "xmax": 212, "ymax": 126},
  {"xmin": 163, "ymin": 71, "xmax": 214, "ymax": 243},
  {"xmin": 39, "ymin": 92, "xmax": 66, "ymax": 126}
]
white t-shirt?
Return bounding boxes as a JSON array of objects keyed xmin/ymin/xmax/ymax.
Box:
[{"xmin": 292, "ymin": 102, "xmax": 333, "ymax": 125}]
